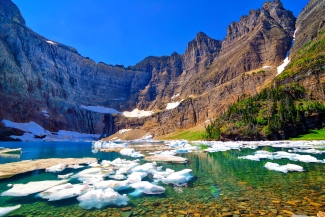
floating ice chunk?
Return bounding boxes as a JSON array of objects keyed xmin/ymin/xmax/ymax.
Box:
[
  {"xmin": 39, "ymin": 183, "xmax": 89, "ymax": 201},
  {"xmin": 238, "ymin": 155, "xmax": 260, "ymax": 161},
  {"xmin": 264, "ymin": 162, "xmax": 288, "ymax": 173},
  {"xmin": 93, "ymin": 141, "xmax": 127, "ymax": 149},
  {"xmin": 74, "ymin": 168, "xmax": 101, "ymax": 177},
  {"xmin": 265, "ymin": 162, "xmax": 304, "ymax": 173},
  {"xmin": 162, "ymin": 169, "xmax": 193, "ymax": 185},
  {"xmin": 67, "ymin": 164, "xmax": 84, "ymax": 169},
  {"xmin": 127, "ymin": 172, "xmax": 147, "ymax": 183},
  {"xmin": 7, "ymin": 184, "xmax": 12, "ymax": 187},
  {"xmin": 119, "ymin": 148, "xmax": 144, "ymax": 158},
  {"xmin": 77, "ymin": 188, "xmax": 129, "ymax": 209},
  {"xmin": 94, "ymin": 180, "xmax": 130, "ymax": 191},
  {"xmin": 285, "ymin": 164, "xmax": 304, "ymax": 172},
  {"xmin": 46, "ymin": 164, "xmax": 66, "ymax": 173},
  {"xmin": 292, "ymin": 148, "xmax": 324, "ymax": 154},
  {"xmin": 129, "ymin": 181, "xmax": 165, "ymax": 195},
  {"xmin": 58, "ymin": 173, "xmax": 73, "ymax": 179},
  {"xmin": 89, "ymin": 162, "xmax": 100, "ymax": 167},
  {"xmin": 77, "ymin": 174, "xmax": 104, "ymax": 184},
  {"xmin": 1, "ymin": 180, "xmax": 67, "ymax": 196},
  {"xmin": 108, "ymin": 174, "xmax": 127, "ymax": 180},
  {"xmin": 133, "ymin": 163, "xmax": 156, "ymax": 173},
  {"xmin": 0, "ymin": 205, "xmax": 21, "ymax": 216}
]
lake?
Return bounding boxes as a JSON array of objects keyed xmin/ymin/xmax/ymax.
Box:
[{"xmin": 0, "ymin": 142, "xmax": 324, "ymax": 216}]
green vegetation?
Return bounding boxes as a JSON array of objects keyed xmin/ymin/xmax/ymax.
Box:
[
  {"xmin": 204, "ymin": 28, "xmax": 325, "ymax": 141},
  {"xmin": 276, "ymin": 29, "xmax": 325, "ymax": 81},
  {"xmin": 161, "ymin": 130, "xmax": 205, "ymax": 141},
  {"xmin": 289, "ymin": 129, "xmax": 325, "ymax": 140}
]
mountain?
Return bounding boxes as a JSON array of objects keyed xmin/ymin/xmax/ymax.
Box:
[
  {"xmin": 204, "ymin": 0, "xmax": 325, "ymax": 140},
  {"xmin": 0, "ymin": 0, "xmax": 306, "ymax": 141}
]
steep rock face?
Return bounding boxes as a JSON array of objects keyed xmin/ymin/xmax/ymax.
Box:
[
  {"xmin": 291, "ymin": 0, "xmax": 325, "ymax": 55},
  {"xmin": 0, "ymin": 0, "xmax": 301, "ymax": 140},
  {"xmin": 0, "ymin": 0, "xmax": 151, "ymax": 136},
  {"xmin": 132, "ymin": 0, "xmax": 296, "ymax": 136}
]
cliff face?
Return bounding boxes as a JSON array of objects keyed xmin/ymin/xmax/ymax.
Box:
[
  {"xmin": 0, "ymin": 0, "xmax": 305, "ymax": 140},
  {"xmin": 291, "ymin": 0, "xmax": 325, "ymax": 55},
  {"xmin": 0, "ymin": 0, "xmax": 151, "ymax": 136}
]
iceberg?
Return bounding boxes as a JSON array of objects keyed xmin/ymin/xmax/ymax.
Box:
[
  {"xmin": 45, "ymin": 164, "xmax": 66, "ymax": 173},
  {"xmin": 39, "ymin": 183, "xmax": 89, "ymax": 201},
  {"xmin": 94, "ymin": 180, "xmax": 130, "ymax": 191},
  {"xmin": 264, "ymin": 162, "xmax": 304, "ymax": 173},
  {"xmin": 129, "ymin": 181, "xmax": 165, "ymax": 195},
  {"xmin": 162, "ymin": 169, "xmax": 193, "ymax": 185},
  {"xmin": 77, "ymin": 188, "xmax": 129, "ymax": 209},
  {"xmin": 0, "ymin": 205, "xmax": 21, "ymax": 216},
  {"xmin": 1, "ymin": 180, "xmax": 67, "ymax": 197},
  {"xmin": 119, "ymin": 148, "xmax": 144, "ymax": 158}
]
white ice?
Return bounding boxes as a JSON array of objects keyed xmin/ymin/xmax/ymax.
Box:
[
  {"xmin": 171, "ymin": 93, "xmax": 180, "ymax": 100},
  {"xmin": 166, "ymin": 101, "xmax": 181, "ymax": 110},
  {"xmin": 67, "ymin": 164, "xmax": 84, "ymax": 169},
  {"xmin": 119, "ymin": 148, "xmax": 144, "ymax": 158},
  {"xmin": 0, "ymin": 205, "xmax": 21, "ymax": 216},
  {"xmin": 162, "ymin": 169, "xmax": 193, "ymax": 185},
  {"xmin": 264, "ymin": 162, "xmax": 303, "ymax": 173},
  {"xmin": 1, "ymin": 180, "xmax": 67, "ymax": 197},
  {"xmin": 58, "ymin": 173, "xmax": 73, "ymax": 179},
  {"xmin": 39, "ymin": 183, "xmax": 90, "ymax": 201},
  {"xmin": 94, "ymin": 180, "xmax": 130, "ymax": 191},
  {"xmin": 77, "ymin": 188, "xmax": 129, "ymax": 209},
  {"xmin": 127, "ymin": 172, "xmax": 147, "ymax": 183},
  {"xmin": 46, "ymin": 164, "xmax": 66, "ymax": 173},
  {"xmin": 80, "ymin": 105, "xmax": 121, "ymax": 114},
  {"xmin": 92, "ymin": 141, "xmax": 127, "ymax": 149},
  {"xmin": 2, "ymin": 120, "xmax": 50, "ymax": 137},
  {"xmin": 118, "ymin": 129, "xmax": 131, "ymax": 134},
  {"xmin": 46, "ymin": 40, "xmax": 55, "ymax": 44},
  {"xmin": 122, "ymin": 109, "xmax": 153, "ymax": 118},
  {"xmin": 129, "ymin": 181, "xmax": 165, "ymax": 195}
]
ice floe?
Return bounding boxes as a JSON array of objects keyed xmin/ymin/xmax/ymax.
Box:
[
  {"xmin": 162, "ymin": 169, "xmax": 193, "ymax": 186},
  {"xmin": 0, "ymin": 205, "xmax": 21, "ymax": 216},
  {"xmin": 122, "ymin": 108, "xmax": 153, "ymax": 118},
  {"xmin": 129, "ymin": 181, "xmax": 165, "ymax": 195},
  {"xmin": 46, "ymin": 164, "xmax": 66, "ymax": 173},
  {"xmin": 58, "ymin": 173, "xmax": 73, "ymax": 179},
  {"xmin": 120, "ymin": 148, "xmax": 144, "ymax": 158},
  {"xmin": 92, "ymin": 141, "xmax": 127, "ymax": 149},
  {"xmin": 38, "ymin": 183, "xmax": 90, "ymax": 201},
  {"xmin": 264, "ymin": 162, "xmax": 303, "ymax": 173},
  {"xmin": 1, "ymin": 180, "xmax": 68, "ymax": 197},
  {"xmin": 94, "ymin": 180, "xmax": 130, "ymax": 191},
  {"xmin": 239, "ymin": 150, "xmax": 324, "ymax": 163},
  {"xmin": 77, "ymin": 188, "xmax": 129, "ymax": 209}
]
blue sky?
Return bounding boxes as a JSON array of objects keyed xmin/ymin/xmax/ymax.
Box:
[{"xmin": 12, "ymin": 0, "xmax": 309, "ymax": 66}]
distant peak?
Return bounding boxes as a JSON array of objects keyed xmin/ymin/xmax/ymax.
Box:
[
  {"xmin": 196, "ymin": 32, "xmax": 207, "ymax": 38},
  {"xmin": 262, "ymin": 0, "xmax": 283, "ymax": 10},
  {"xmin": 0, "ymin": 0, "xmax": 26, "ymax": 25}
]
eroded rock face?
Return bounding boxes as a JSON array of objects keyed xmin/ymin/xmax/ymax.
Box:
[
  {"xmin": 291, "ymin": 0, "xmax": 325, "ymax": 56},
  {"xmin": 0, "ymin": 0, "xmax": 303, "ymax": 139}
]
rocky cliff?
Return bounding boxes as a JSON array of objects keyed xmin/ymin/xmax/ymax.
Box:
[{"xmin": 0, "ymin": 0, "xmax": 306, "ymax": 140}]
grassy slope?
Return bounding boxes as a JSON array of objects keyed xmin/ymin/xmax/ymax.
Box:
[
  {"xmin": 156, "ymin": 124, "xmax": 206, "ymax": 141},
  {"xmin": 289, "ymin": 129, "xmax": 325, "ymax": 140}
]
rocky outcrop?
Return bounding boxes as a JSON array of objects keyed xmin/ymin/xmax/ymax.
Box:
[
  {"xmin": 0, "ymin": 0, "xmax": 305, "ymax": 140},
  {"xmin": 0, "ymin": 0, "xmax": 151, "ymax": 137},
  {"xmin": 291, "ymin": 0, "xmax": 325, "ymax": 55}
]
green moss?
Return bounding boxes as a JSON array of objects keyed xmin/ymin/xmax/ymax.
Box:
[{"xmin": 289, "ymin": 129, "xmax": 325, "ymax": 140}]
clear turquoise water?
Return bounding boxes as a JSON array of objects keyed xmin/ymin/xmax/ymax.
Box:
[{"xmin": 0, "ymin": 142, "xmax": 325, "ymax": 216}]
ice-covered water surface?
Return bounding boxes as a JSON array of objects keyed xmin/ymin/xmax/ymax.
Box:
[{"xmin": 1, "ymin": 142, "xmax": 325, "ymax": 216}]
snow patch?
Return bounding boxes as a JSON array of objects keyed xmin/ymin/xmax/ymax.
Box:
[
  {"xmin": 262, "ymin": 66, "xmax": 271, "ymax": 69},
  {"xmin": 118, "ymin": 129, "xmax": 131, "ymax": 134},
  {"xmin": 171, "ymin": 94, "xmax": 180, "ymax": 100},
  {"xmin": 80, "ymin": 105, "xmax": 121, "ymax": 114},
  {"xmin": 46, "ymin": 40, "xmax": 55, "ymax": 44},
  {"xmin": 2, "ymin": 120, "xmax": 50, "ymax": 136},
  {"xmin": 122, "ymin": 109, "xmax": 153, "ymax": 118},
  {"xmin": 277, "ymin": 30, "xmax": 296, "ymax": 75}
]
